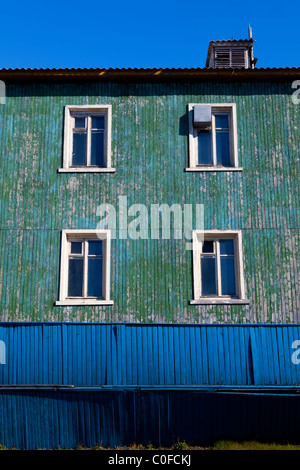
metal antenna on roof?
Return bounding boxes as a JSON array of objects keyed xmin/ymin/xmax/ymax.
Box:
[
  {"xmin": 248, "ymin": 25, "xmax": 258, "ymax": 68},
  {"xmin": 248, "ymin": 24, "xmax": 253, "ymax": 40}
]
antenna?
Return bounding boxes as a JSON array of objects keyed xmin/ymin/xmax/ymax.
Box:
[
  {"xmin": 248, "ymin": 24, "xmax": 258, "ymax": 69},
  {"xmin": 248, "ymin": 24, "xmax": 253, "ymax": 40}
]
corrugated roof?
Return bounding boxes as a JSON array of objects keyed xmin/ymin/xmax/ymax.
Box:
[
  {"xmin": 0, "ymin": 66, "xmax": 299, "ymax": 80},
  {"xmin": 208, "ymin": 38, "xmax": 253, "ymax": 43}
]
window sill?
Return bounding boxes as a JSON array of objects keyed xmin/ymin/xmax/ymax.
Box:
[
  {"xmin": 185, "ymin": 167, "xmax": 243, "ymax": 172},
  {"xmin": 55, "ymin": 299, "xmax": 114, "ymax": 306},
  {"xmin": 58, "ymin": 168, "xmax": 116, "ymax": 173},
  {"xmin": 190, "ymin": 298, "xmax": 250, "ymax": 305}
]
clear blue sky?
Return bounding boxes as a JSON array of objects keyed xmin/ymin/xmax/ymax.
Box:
[{"xmin": 0, "ymin": 0, "xmax": 299, "ymax": 69}]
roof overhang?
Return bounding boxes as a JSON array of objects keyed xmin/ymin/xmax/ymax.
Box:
[{"xmin": 0, "ymin": 67, "xmax": 299, "ymax": 81}]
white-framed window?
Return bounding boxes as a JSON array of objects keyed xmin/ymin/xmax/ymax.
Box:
[
  {"xmin": 55, "ymin": 229, "xmax": 113, "ymax": 306},
  {"xmin": 190, "ymin": 230, "xmax": 249, "ymax": 305},
  {"xmin": 186, "ymin": 103, "xmax": 241, "ymax": 172},
  {"xmin": 59, "ymin": 105, "xmax": 115, "ymax": 173}
]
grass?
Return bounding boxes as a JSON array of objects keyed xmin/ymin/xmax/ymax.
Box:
[
  {"xmin": 210, "ymin": 440, "xmax": 300, "ymax": 450},
  {"xmin": 85, "ymin": 440, "xmax": 300, "ymax": 450},
  {"xmin": 1, "ymin": 440, "xmax": 300, "ymax": 450},
  {"xmin": 78, "ymin": 440, "xmax": 300, "ymax": 450}
]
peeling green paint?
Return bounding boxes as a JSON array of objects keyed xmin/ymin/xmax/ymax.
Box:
[{"xmin": 0, "ymin": 80, "xmax": 299, "ymax": 323}]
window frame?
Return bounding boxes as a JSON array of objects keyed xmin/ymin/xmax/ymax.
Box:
[
  {"xmin": 186, "ymin": 103, "xmax": 241, "ymax": 172},
  {"xmin": 59, "ymin": 105, "xmax": 116, "ymax": 173},
  {"xmin": 55, "ymin": 229, "xmax": 113, "ymax": 306},
  {"xmin": 190, "ymin": 230, "xmax": 249, "ymax": 305}
]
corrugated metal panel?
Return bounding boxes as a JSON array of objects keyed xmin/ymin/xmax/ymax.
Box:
[
  {"xmin": 1, "ymin": 323, "xmax": 300, "ymax": 386},
  {"xmin": 0, "ymin": 81, "xmax": 299, "ymax": 324},
  {"xmin": 0, "ymin": 389, "xmax": 300, "ymax": 449},
  {"xmin": 1, "ymin": 67, "xmax": 300, "ymax": 81}
]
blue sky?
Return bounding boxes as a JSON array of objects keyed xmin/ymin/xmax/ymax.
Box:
[{"xmin": 0, "ymin": 0, "xmax": 298, "ymax": 69}]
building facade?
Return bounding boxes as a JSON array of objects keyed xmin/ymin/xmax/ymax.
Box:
[{"xmin": 0, "ymin": 40, "xmax": 299, "ymax": 448}]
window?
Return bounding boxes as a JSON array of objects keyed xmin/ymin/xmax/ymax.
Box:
[
  {"xmin": 190, "ymin": 230, "xmax": 249, "ymax": 305},
  {"xmin": 186, "ymin": 103, "xmax": 241, "ymax": 171},
  {"xmin": 59, "ymin": 105, "xmax": 115, "ymax": 173},
  {"xmin": 55, "ymin": 230, "xmax": 113, "ymax": 306}
]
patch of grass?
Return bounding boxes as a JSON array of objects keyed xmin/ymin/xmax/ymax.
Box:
[
  {"xmin": 172, "ymin": 440, "xmax": 190, "ymax": 450},
  {"xmin": 90, "ymin": 440, "xmax": 300, "ymax": 451},
  {"xmin": 76, "ymin": 443, "xmax": 87, "ymax": 450},
  {"xmin": 145, "ymin": 443, "xmax": 154, "ymax": 450},
  {"xmin": 211, "ymin": 440, "xmax": 300, "ymax": 450},
  {"xmin": 2, "ymin": 440, "xmax": 300, "ymax": 451},
  {"xmin": 92, "ymin": 441, "xmax": 107, "ymax": 450},
  {"xmin": 127, "ymin": 443, "xmax": 146, "ymax": 450}
]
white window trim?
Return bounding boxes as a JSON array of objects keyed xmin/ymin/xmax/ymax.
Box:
[
  {"xmin": 186, "ymin": 103, "xmax": 241, "ymax": 172},
  {"xmin": 190, "ymin": 230, "xmax": 249, "ymax": 305},
  {"xmin": 55, "ymin": 229, "xmax": 113, "ymax": 306},
  {"xmin": 59, "ymin": 105, "xmax": 116, "ymax": 173}
]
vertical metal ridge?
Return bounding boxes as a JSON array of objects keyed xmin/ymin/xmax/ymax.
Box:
[
  {"xmin": 0, "ymin": 323, "xmax": 300, "ymax": 386},
  {"xmin": 0, "ymin": 81, "xmax": 299, "ymax": 323}
]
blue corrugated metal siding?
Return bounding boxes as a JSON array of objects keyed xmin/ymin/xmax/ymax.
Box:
[
  {"xmin": 1, "ymin": 323, "xmax": 300, "ymax": 386},
  {"xmin": 0, "ymin": 389, "xmax": 300, "ymax": 449}
]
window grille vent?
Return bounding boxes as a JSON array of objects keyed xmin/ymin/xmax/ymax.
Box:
[{"xmin": 214, "ymin": 48, "xmax": 248, "ymax": 68}]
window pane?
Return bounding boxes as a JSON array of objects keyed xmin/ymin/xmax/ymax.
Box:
[
  {"xmin": 74, "ymin": 117, "xmax": 86, "ymax": 128},
  {"xmin": 88, "ymin": 240, "xmax": 103, "ymax": 256},
  {"xmin": 202, "ymin": 241, "xmax": 214, "ymax": 253},
  {"xmin": 88, "ymin": 258, "xmax": 103, "ymax": 297},
  {"xmin": 70, "ymin": 242, "xmax": 82, "ymax": 254},
  {"xmin": 91, "ymin": 131, "xmax": 104, "ymax": 166},
  {"xmin": 91, "ymin": 116, "xmax": 105, "ymax": 129},
  {"xmin": 68, "ymin": 258, "xmax": 84, "ymax": 296},
  {"xmin": 216, "ymin": 131, "xmax": 230, "ymax": 166},
  {"xmin": 215, "ymin": 114, "xmax": 229, "ymax": 129},
  {"xmin": 198, "ymin": 131, "xmax": 212, "ymax": 165},
  {"xmin": 201, "ymin": 256, "xmax": 217, "ymax": 296},
  {"xmin": 72, "ymin": 132, "xmax": 87, "ymax": 166},
  {"xmin": 219, "ymin": 239, "xmax": 234, "ymax": 255},
  {"xmin": 220, "ymin": 257, "xmax": 236, "ymax": 295}
]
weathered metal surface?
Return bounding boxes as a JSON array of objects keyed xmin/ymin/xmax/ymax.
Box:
[
  {"xmin": 0, "ymin": 80, "xmax": 299, "ymax": 323},
  {"xmin": 1, "ymin": 67, "xmax": 300, "ymax": 80},
  {"xmin": 1, "ymin": 323, "xmax": 300, "ymax": 386},
  {"xmin": 0, "ymin": 389, "xmax": 300, "ymax": 449}
]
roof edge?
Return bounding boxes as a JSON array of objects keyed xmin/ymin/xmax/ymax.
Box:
[{"xmin": 0, "ymin": 67, "xmax": 299, "ymax": 81}]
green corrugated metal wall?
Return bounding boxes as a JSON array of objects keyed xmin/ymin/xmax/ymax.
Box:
[{"xmin": 0, "ymin": 80, "xmax": 299, "ymax": 323}]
